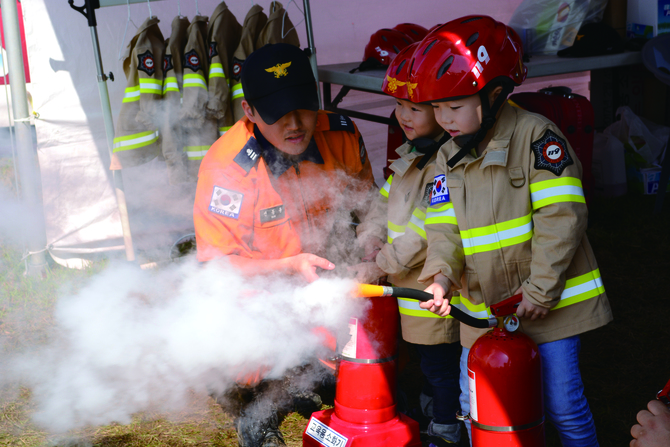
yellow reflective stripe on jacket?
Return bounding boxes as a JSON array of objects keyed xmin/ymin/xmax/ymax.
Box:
[
  {"xmin": 553, "ymin": 269, "xmax": 605, "ymax": 310},
  {"xmin": 218, "ymin": 125, "xmax": 232, "ymax": 137},
  {"xmin": 139, "ymin": 78, "xmax": 163, "ymax": 94},
  {"xmin": 425, "ymin": 202, "xmax": 457, "ymax": 226},
  {"xmin": 407, "ymin": 208, "xmax": 427, "ymax": 240},
  {"xmin": 380, "ymin": 175, "xmax": 393, "ymax": 198},
  {"xmin": 209, "ymin": 63, "xmax": 225, "ymax": 79},
  {"xmin": 184, "ymin": 145, "xmax": 210, "ymax": 160},
  {"xmin": 113, "ymin": 130, "xmax": 159, "ymax": 152},
  {"xmin": 387, "ymin": 221, "xmax": 405, "ymax": 244},
  {"xmin": 461, "ymin": 212, "xmax": 533, "ymax": 256},
  {"xmin": 397, "ymin": 297, "xmax": 456, "ymax": 319},
  {"xmin": 530, "ymin": 177, "xmax": 585, "ymax": 210},
  {"xmin": 231, "ymin": 83, "xmax": 244, "ymax": 99},
  {"xmin": 184, "ymin": 73, "xmax": 207, "ymax": 89},
  {"xmin": 163, "ymin": 76, "xmax": 179, "ymax": 94},
  {"xmin": 123, "ymin": 86, "xmax": 140, "ymax": 103},
  {"xmin": 453, "ymin": 294, "xmax": 491, "ymax": 319}
]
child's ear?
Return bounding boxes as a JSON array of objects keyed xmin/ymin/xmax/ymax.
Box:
[{"xmin": 488, "ymin": 86, "xmax": 504, "ymax": 107}]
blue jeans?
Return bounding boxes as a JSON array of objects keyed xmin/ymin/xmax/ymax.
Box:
[
  {"xmin": 414, "ymin": 342, "xmax": 461, "ymax": 425},
  {"xmin": 459, "ymin": 335, "xmax": 599, "ymax": 447}
]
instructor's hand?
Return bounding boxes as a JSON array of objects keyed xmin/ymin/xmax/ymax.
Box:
[
  {"xmin": 286, "ymin": 253, "xmax": 334, "ymax": 283},
  {"xmin": 631, "ymin": 400, "xmax": 670, "ymax": 447},
  {"xmin": 420, "ymin": 273, "xmax": 452, "ymax": 317}
]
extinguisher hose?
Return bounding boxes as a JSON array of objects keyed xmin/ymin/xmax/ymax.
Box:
[{"xmin": 356, "ymin": 284, "xmax": 494, "ymax": 329}]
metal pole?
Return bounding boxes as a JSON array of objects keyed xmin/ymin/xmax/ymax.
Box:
[
  {"xmin": 89, "ymin": 25, "xmax": 136, "ymax": 261},
  {"xmin": 1, "ymin": 0, "xmax": 47, "ymax": 275},
  {"xmin": 302, "ymin": 0, "xmax": 321, "ymax": 109}
]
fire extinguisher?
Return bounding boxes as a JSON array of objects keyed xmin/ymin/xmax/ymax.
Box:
[{"xmin": 354, "ymin": 286, "xmax": 545, "ymax": 447}]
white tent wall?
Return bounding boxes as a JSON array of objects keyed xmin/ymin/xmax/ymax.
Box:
[{"xmin": 14, "ymin": 0, "xmax": 588, "ymax": 266}]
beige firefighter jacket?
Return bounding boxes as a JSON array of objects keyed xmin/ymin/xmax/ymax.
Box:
[
  {"xmin": 206, "ymin": 1, "xmax": 242, "ymax": 139},
  {"xmin": 160, "ymin": 15, "xmax": 190, "ymax": 184},
  {"xmin": 231, "ymin": 5, "xmax": 268, "ymax": 122},
  {"xmin": 181, "ymin": 15, "xmax": 219, "ymax": 179},
  {"xmin": 419, "ymin": 103, "xmax": 612, "ymax": 348},
  {"xmin": 255, "ymin": 1, "xmax": 300, "ymax": 48},
  {"xmin": 357, "ymin": 136, "xmax": 459, "ymax": 345},
  {"xmin": 111, "ymin": 17, "xmax": 165, "ymax": 170}
]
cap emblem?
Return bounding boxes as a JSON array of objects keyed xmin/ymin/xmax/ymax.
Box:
[
  {"xmin": 265, "ymin": 62, "xmax": 292, "ymax": 78},
  {"xmin": 406, "ymin": 81, "xmax": 418, "ymax": 100},
  {"xmin": 385, "ymin": 76, "xmax": 406, "ymax": 93}
]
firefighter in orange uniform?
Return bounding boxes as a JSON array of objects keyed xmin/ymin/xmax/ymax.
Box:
[{"xmin": 193, "ymin": 43, "xmax": 375, "ymax": 447}]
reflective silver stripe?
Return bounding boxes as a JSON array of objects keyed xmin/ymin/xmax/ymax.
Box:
[
  {"xmin": 184, "ymin": 74, "xmax": 206, "ymax": 88},
  {"xmin": 472, "ymin": 415, "xmax": 544, "ymax": 432},
  {"xmin": 388, "ymin": 228, "xmax": 405, "ymax": 239},
  {"xmin": 231, "ymin": 83, "xmax": 244, "ymax": 99},
  {"xmin": 380, "ymin": 176, "xmax": 392, "ymax": 198},
  {"xmin": 123, "ymin": 88, "xmax": 140, "ymax": 101},
  {"xmin": 185, "ymin": 147, "xmax": 209, "ymax": 159},
  {"xmin": 462, "ymin": 222, "xmax": 533, "ymax": 251},
  {"xmin": 113, "ymin": 130, "xmax": 159, "ymax": 151}
]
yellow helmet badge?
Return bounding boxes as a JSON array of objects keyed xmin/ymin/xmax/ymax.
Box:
[
  {"xmin": 386, "ymin": 76, "xmax": 406, "ymax": 94},
  {"xmin": 265, "ymin": 62, "xmax": 292, "ymax": 78},
  {"xmin": 406, "ymin": 82, "xmax": 418, "ymax": 100}
]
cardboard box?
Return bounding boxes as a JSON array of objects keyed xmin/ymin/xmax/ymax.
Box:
[
  {"xmin": 627, "ymin": 165, "xmax": 670, "ymax": 194},
  {"xmin": 627, "ymin": 0, "xmax": 670, "ymax": 37}
]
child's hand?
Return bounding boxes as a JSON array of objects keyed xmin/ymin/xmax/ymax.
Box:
[
  {"xmin": 361, "ymin": 237, "xmax": 384, "ymax": 262},
  {"xmin": 420, "ymin": 273, "xmax": 452, "ymax": 317},
  {"xmin": 514, "ymin": 286, "xmax": 549, "ymax": 320}
]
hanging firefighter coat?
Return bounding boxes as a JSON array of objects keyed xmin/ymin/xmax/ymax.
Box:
[
  {"xmin": 230, "ymin": 5, "xmax": 268, "ymax": 122},
  {"xmin": 358, "ymin": 136, "xmax": 459, "ymax": 345},
  {"xmin": 419, "ymin": 104, "xmax": 613, "ymax": 348},
  {"xmin": 181, "ymin": 15, "xmax": 219, "ymax": 178},
  {"xmin": 255, "ymin": 1, "xmax": 300, "ymax": 48},
  {"xmin": 206, "ymin": 1, "xmax": 242, "ymax": 139},
  {"xmin": 160, "ymin": 15, "xmax": 190, "ymax": 184},
  {"xmin": 111, "ymin": 17, "xmax": 165, "ymax": 170}
]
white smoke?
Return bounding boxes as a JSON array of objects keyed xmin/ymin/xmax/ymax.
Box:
[{"xmin": 2, "ymin": 258, "xmax": 368, "ymax": 433}]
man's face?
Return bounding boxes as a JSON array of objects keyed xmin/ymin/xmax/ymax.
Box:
[{"xmin": 243, "ymin": 101, "xmax": 318, "ymax": 155}]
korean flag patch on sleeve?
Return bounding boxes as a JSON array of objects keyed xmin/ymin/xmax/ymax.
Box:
[
  {"xmin": 209, "ymin": 186, "xmax": 243, "ymax": 219},
  {"xmin": 430, "ymin": 174, "xmax": 449, "ymax": 206},
  {"xmin": 531, "ymin": 129, "xmax": 573, "ymax": 176}
]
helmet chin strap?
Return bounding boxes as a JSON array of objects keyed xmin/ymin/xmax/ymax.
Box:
[
  {"xmin": 446, "ymin": 82, "xmax": 514, "ymax": 168},
  {"xmin": 410, "ymin": 132, "xmax": 452, "ymax": 170}
]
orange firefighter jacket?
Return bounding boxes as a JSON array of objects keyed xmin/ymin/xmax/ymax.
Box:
[
  {"xmin": 160, "ymin": 15, "xmax": 190, "ymax": 184},
  {"xmin": 194, "ymin": 111, "xmax": 375, "ymax": 263},
  {"xmin": 111, "ymin": 17, "xmax": 165, "ymax": 170},
  {"xmin": 419, "ymin": 104, "xmax": 613, "ymax": 348},
  {"xmin": 357, "ymin": 136, "xmax": 459, "ymax": 345},
  {"xmin": 206, "ymin": 1, "xmax": 242, "ymax": 139},
  {"xmin": 255, "ymin": 1, "xmax": 301, "ymax": 48},
  {"xmin": 181, "ymin": 15, "xmax": 219, "ymax": 178},
  {"xmin": 230, "ymin": 5, "xmax": 268, "ymax": 122}
]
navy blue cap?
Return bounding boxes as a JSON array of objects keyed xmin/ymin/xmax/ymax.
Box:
[{"xmin": 241, "ymin": 43, "xmax": 319, "ymax": 124}]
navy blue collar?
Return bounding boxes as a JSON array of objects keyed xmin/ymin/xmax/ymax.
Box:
[{"xmin": 253, "ymin": 125, "xmax": 324, "ymax": 177}]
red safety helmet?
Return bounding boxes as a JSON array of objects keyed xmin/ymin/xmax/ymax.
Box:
[
  {"xmin": 362, "ymin": 28, "xmax": 414, "ymax": 67},
  {"xmin": 408, "ymin": 15, "xmax": 527, "ymax": 104},
  {"xmin": 393, "ymin": 23, "xmax": 429, "ymax": 42},
  {"xmin": 381, "ymin": 42, "xmax": 419, "ymax": 100}
]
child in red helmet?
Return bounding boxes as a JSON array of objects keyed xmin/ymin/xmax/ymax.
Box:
[
  {"xmin": 353, "ymin": 42, "xmax": 463, "ymax": 445},
  {"xmin": 412, "ymin": 15, "xmax": 612, "ymax": 446}
]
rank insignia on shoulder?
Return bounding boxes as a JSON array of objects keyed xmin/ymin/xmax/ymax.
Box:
[
  {"xmin": 184, "ymin": 49, "xmax": 201, "ymax": 72},
  {"xmin": 421, "ymin": 182, "xmax": 433, "ymax": 208},
  {"xmin": 531, "ymin": 129, "xmax": 573, "ymax": 176},
  {"xmin": 137, "ymin": 50, "xmax": 156, "ymax": 76},
  {"xmin": 209, "ymin": 186, "xmax": 243, "ymax": 219},
  {"xmin": 233, "ymin": 139, "xmax": 262, "ymax": 173},
  {"xmin": 327, "ymin": 113, "xmax": 355, "ymax": 133},
  {"xmin": 430, "ymin": 174, "xmax": 449, "ymax": 206},
  {"xmin": 260, "ymin": 205, "xmax": 285, "ymax": 224}
]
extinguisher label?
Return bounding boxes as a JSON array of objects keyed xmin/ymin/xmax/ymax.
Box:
[
  {"xmin": 306, "ymin": 416, "xmax": 349, "ymax": 447},
  {"xmin": 468, "ymin": 368, "xmax": 478, "ymax": 421},
  {"xmin": 342, "ymin": 318, "xmax": 357, "ymax": 359}
]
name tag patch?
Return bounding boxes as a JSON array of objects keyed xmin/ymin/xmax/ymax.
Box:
[
  {"xmin": 430, "ymin": 174, "xmax": 449, "ymax": 206},
  {"xmin": 531, "ymin": 129, "xmax": 573, "ymax": 176},
  {"xmin": 260, "ymin": 205, "xmax": 285, "ymax": 223},
  {"xmin": 209, "ymin": 186, "xmax": 243, "ymax": 219}
]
